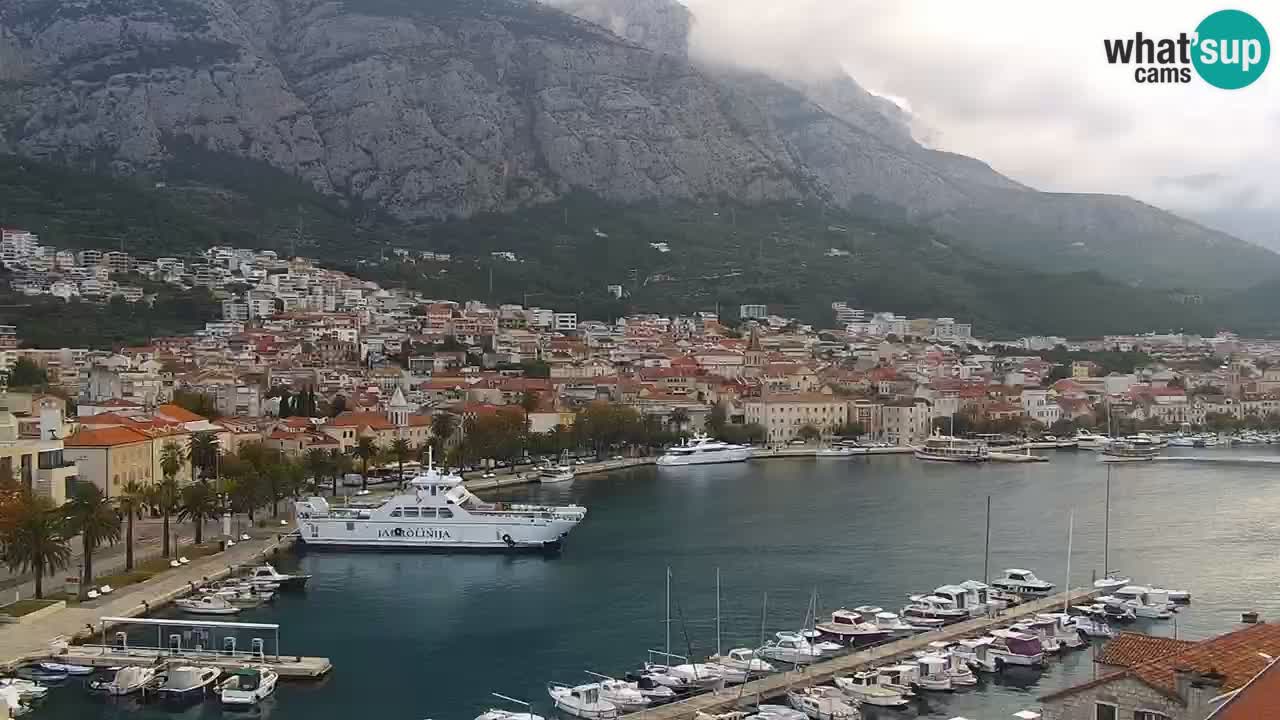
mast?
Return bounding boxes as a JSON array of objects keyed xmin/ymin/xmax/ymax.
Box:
[
  {"xmin": 1064, "ymin": 509, "xmax": 1075, "ymax": 614},
  {"xmin": 1104, "ymin": 465, "xmax": 1112, "ymax": 577},
  {"xmin": 983, "ymin": 494, "xmax": 992, "ymax": 584},
  {"xmin": 665, "ymin": 567, "xmax": 671, "ymax": 661},
  {"xmin": 716, "ymin": 568, "xmax": 722, "ymax": 658},
  {"xmin": 759, "ymin": 592, "xmax": 767, "ymax": 650}
]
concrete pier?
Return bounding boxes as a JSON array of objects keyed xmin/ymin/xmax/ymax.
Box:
[{"xmin": 625, "ymin": 588, "xmax": 1099, "ymax": 720}]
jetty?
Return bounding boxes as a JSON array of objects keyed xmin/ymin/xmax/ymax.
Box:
[
  {"xmin": 626, "ymin": 587, "xmax": 1098, "ymax": 720},
  {"xmin": 1155, "ymin": 455, "xmax": 1280, "ymax": 467}
]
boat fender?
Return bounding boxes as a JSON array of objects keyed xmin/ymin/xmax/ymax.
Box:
[{"xmin": 502, "ymin": 534, "xmax": 514, "ymax": 547}]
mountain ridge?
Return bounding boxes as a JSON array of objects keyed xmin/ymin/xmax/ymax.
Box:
[{"xmin": 0, "ymin": 0, "xmax": 1275, "ymax": 292}]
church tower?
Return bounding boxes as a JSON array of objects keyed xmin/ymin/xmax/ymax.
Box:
[
  {"xmin": 387, "ymin": 387, "xmax": 411, "ymax": 428},
  {"xmin": 745, "ymin": 325, "xmax": 766, "ymax": 377}
]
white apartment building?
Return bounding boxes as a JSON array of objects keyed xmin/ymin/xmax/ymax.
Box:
[
  {"xmin": 880, "ymin": 400, "xmax": 931, "ymax": 446},
  {"xmin": 553, "ymin": 312, "xmax": 578, "ymax": 332},
  {"xmin": 1021, "ymin": 388, "xmax": 1062, "ymax": 426},
  {"xmin": 745, "ymin": 393, "xmax": 849, "ymax": 445}
]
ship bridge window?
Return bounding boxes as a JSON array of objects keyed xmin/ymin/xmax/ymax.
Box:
[
  {"xmin": 390, "ymin": 508, "xmax": 402, "ymax": 518},
  {"xmin": 401, "ymin": 507, "xmax": 420, "ymax": 518},
  {"xmin": 438, "ymin": 508, "xmax": 453, "ymax": 518},
  {"xmin": 420, "ymin": 508, "xmax": 438, "ymax": 519}
]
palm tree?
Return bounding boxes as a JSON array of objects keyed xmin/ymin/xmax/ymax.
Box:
[
  {"xmin": 389, "ymin": 438, "xmax": 412, "ymax": 487},
  {"xmin": 157, "ymin": 442, "xmax": 186, "ymax": 558},
  {"xmin": 352, "ymin": 437, "xmax": 379, "ymax": 491},
  {"xmin": 669, "ymin": 407, "xmax": 690, "ymax": 432},
  {"xmin": 177, "ymin": 482, "xmax": 219, "ymax": 545},
  {"xmin": 0, "ymin": 491, "xmax": 72, "ymax": 598},
  {"xmin": 116, "ymin": 480, "xmax": 148, "ymax": 571},
  {"xmin": 330, "ymin": 450, "xmax": 353, "ymax": 496},
  {"xmin": 64, "ymin": 482, "xmax": 121, "ymax": 596},
  {"xmin": 188, "ymin": 431, "xmax": 221, "ymax": 481},
  {"xmin": 430, "ymin": 413, "xmax": 457, "ymax": 456}
]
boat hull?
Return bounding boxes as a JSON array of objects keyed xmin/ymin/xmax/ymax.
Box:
[
  {"xmin": 913, "ymin": 451, "xmax": 987, "ymax": 462},
  {"xmin": 297, "ymin": 515, "xmax": 579, "ymax": 551},
  {"xmin": 656, "ymin": 449, "xmax": 751, "ymax": 467}
]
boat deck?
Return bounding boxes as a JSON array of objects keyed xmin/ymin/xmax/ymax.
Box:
[
  {"xmin": 46, "ymin": 646, "xmax": 331, "ymax": 679},
  {"xmin": 623, "ymin": 588, "xmax": 1098, "ymax": 720}
]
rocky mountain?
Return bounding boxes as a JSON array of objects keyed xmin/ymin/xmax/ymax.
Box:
[{"xmin": 0, "ymin": 0, "xmax": 1276, "ymax": 292}]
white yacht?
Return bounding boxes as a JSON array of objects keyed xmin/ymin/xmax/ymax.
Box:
[
  {"xmin": 1073, "ymin": 430, "xmax": 1110, "ymax": 450},
  {"xmin": 218, "ymin": 667, "xmax": 278, "ymax": 707},
  {"xmin": 912, "ymin": 654, "xmax": 953, "ymax": 691},
  {"xmin": 759, "ymin": 632, "xmax": 825, "ymax": 664},
  {"xmin": 914, "ymin": 435, "xmax": 989, "ymax": 462},
  {"xmin": 932, "ymin": 585, "xmax": 986, "ymax": 617},
  {"xmin": 786, "ymin": 687, "xmax": 859, "ymax": 720},
  {"xmin": 295, "ymin": 460, "xmax": 586, "ymax": 551},
  {"xmin": 656, "ymin": 433, "xmax": 751, "ymax": 467},
  {"xmin": 990, "ymin": 568, "xmax": 1055, "ymax": 597},
  {"xmin": 901, "ymin": 594, "xmax": 969, "ymax": 623},
  {"xmin": 708, "ymin": 648, "xmax": 775, "ymax": 676},
  {"xmin": 816, "ymin": 609, "xmax": 891, "ymax": 644},
  {"xmin": 174, "ymin": 595, "xmax": 240, "ymax": 616}
]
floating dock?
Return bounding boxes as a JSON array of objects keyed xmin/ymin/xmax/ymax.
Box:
[{"xmin": 625, "ymin": 588, "xmax": 1098, "ymax": 720}]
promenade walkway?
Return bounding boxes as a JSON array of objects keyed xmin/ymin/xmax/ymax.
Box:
[{"xmin": 0, "ymin": 533, "xmax": 296, "ymax": 673}]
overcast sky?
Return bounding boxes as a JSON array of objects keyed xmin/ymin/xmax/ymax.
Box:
[{"xmin": 683, "ymin": 1, "xmax": 1280, "ymax": 236}]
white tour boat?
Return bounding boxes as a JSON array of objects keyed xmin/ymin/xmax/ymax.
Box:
[
  {"xmin": 990, "ymin": 568, "xmax": 1055, "ymax": 597},
  {"xmin": 219, "ymin": 667, "xmax": 278, "ymax": 706},
  {"xmin": 547, "ymin": 682, "xmax": 619, "ymax": 720},
  {"xmin": 538, "ymin": 463, "xmax": 575, "ymax": 484},
  {"xmin": 914, "ymin": 435, "xmax": 989, "ymax": 462},
  {"xmin": 295, "ymin": 458, "xmax": 586, "ymax": 551},
  {"xmin": 656, "ymin": 433, "xmax": 751, "ymax": 467}
]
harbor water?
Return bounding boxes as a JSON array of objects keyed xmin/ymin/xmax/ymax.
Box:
[{"xmin": 29, "ymin": 449, "xmax": 1280, "ymax": 720}]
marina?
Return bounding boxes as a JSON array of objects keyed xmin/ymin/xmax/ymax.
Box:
[{"xmin": 10, "ymin": 448, "xmax": 1280, "ymax": 720}]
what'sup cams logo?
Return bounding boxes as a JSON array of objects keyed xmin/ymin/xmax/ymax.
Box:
[{"xmin": 1104, "ymin": 9, "xmax": 1269, "ymax": 88}]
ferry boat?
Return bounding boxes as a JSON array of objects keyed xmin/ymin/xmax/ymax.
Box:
[
  {"xmin": 538, "ymin": 462, "xmax": 575, "ymax": 484},
  {"xmin": 913, "ymin": 435, "xmax": 989, "ymax": 462},
  {"xmin": 1099, "ymin": 440, "xmax": 1160, "ymax": 462},
  {"xmin": 656, "ymin": 433, "xmax": 751, "ymax": 467},
  {"xmin": 294, "ymin": 458, "xmax": 587, "ymax": 551}
]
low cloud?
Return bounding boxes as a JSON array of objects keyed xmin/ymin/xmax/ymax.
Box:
[{"xmin": 683, "ymin": 0, "xmax": 1280, "ymax": 221}]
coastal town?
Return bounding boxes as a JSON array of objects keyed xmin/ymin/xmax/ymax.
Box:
[{"xmin": 0, "ymin": 227, "xmax": 1277, "ymax": 504}]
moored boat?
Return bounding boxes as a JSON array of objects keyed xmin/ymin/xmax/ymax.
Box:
[
  {"xmin": 914, "ymin": 435, "xmax": 989, "ymax": 462},
  {"xmin": 88, "ymin": 666, "xmax": 157, "ymax": 696},
  {"xmin": 547, "ymin": 682, "xmax": 619, "ymax": 720},
  {"xmin": 833, "ymin": 671, "xmax": 909, "ymax": 707},
  {"xmin": 990, "ymin": 568, "xmax": 1055, "ymax": 597},
  {"xmin": 656, "ymin": 433, "xmax": 751, "ymax": 467},
  {"xmin": 246, "ymin": 563, "xmax": 311, "ymax": 590},
  {"xmin": 786, "ymin": 687, "xmax": 859, "ymax": 720},
  {"xmin": 174, "ymin": 595, "xmax": 240, "ymax": 616},
  {"xmin": 218, "ymin": 666, "xmax": 278, "ymax": 706},
  {"xmin": 155, "ymin": 665, "xmax": 221, "ymax": 705}
]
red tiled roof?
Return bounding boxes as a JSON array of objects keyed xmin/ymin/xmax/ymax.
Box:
[
  {"xmin": 1096, "ymin": 632, "xmax": 1197, "ymax": 668},
  {"xmin": 65, "ymin": 426, "xmax": 150, "ymax": 447},
  {"xmin": 1212, "ymin": 659, "xmax": 1280, "ymax": 720},
  {"xmin": 155, "ymin": 404, "xmax": 206, "ymax": 423},
  {"xmin": 96, "ymin": 398, "xmax": 142, "ymax": 408},
  {"xmin": 325, "ymin": 412, "xmax": 395, "ymax": 431}
]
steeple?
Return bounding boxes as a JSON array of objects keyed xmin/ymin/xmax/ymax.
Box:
[
  {"xmin": 387, "ymin": 387, "xmax": 410, "ymax": 427},
  {"xmin": 745, "ymin": 324, "xmax": 765, "ymax": 377}
]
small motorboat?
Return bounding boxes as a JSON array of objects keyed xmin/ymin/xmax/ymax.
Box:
[
  {"xmin": 1092, "ymin": 574, "xmax": 1131, "ymax": 593},
  {"xmin": 786, "ymin": 687, "xmax": 858, "ymax": 720},
  {"xmin": 753, "ymin": 705, "xmax": 808, "ymax": 720},
  {"xmin": 630, "ymin": 675, "xmax": 679, "ymax": 704},
  {"xmin": 912, "ymin": 654, "xmax": 953, "ymax": 691},
  {"xmin": 708, "ymin": 648, "xmax": 775, "ymax": 676},
  {"xmin": 797, "ymin": 629, "xmax": 843, "ymax": 656},
  {"xmin": 833, "ymin": 671, "xmax": 909, "ymax": 707},
  {"xmin": 668, "ymin": 662, "xmax": 744, "ymax": 687},
  {"xmin": 902, "ymin": 594, "xmax": 969, "ymax": 623},
  {"xmin": 156, "ymin": 665, "xmax": 221, "ymax": 705},
  {"xmin": 873, "ymin": 610, "xmax": 937, "ymax": 633},
  {"xmin": 1165, "ymin": 588, "xmax": 1191, "ymax": 603},
  {"xmin": 1067, "ymin": 614, "xmax": 1115, "ymax": 639},
  {"xmin": 37, "ymin": 662, "xmax": 92, "ymax": 676},
  {"xmin": 476, "ymin": 692, "xmax": 545, "ymax": 720},
  {"xmin": 953, "ymin": 636, "xmax": 999, "ymax": 673},
  {"xmin": 1, "ymin": 686, "xmax": 30, "ymax": 718},
  {"xmin": 219, "ymin": 666, "xmax": 278, "ymax": 706},
  {"xmin": 987, "ymin": 629, "xmax": 1045, "ymax": 668},
  {"xmin": 88, "ymin": 666, "xmax": 157, "ymax": 696},
  {"xmin": 246, "ymin": 564, "xmax": 311, "ymax": 590},
  {"xmin": 921, "ymin": 642, "xmax": 978, "ymax": 686},
  {"xmin": 1037, "ymin": 613, "xmax": 1087, "ymax": 649},
  {"xmin": 174, "ymin": 595, "xmax": 240, "ymax": 615},
  {"xmin": 593, "ymin": 678, "xmax": 651, "ymax": 713},
  {"xmin": 874, "ymin": 664, "xmax": 921, "ymax": 696},
  {"xmin": 0, "ymin": 679, "xmax": 47, "ymax": 702},
  {"xmin": 547, "ymin": 682, "xmax": 619, "ymax": 720},
  {"xmin": 816, "ymin": 609, "xmax": 890, "ymax": 644},
  {"xmin": 15, "ymin": 667, "xmax": 65, "ymax": 683},
  {"xmin": 1010, "ymin": 618, "xmax": 1062, "ymax": 654}
]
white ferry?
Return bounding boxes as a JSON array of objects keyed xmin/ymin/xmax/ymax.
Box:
[
  {"xmin": 913, "ymin": 436, "xmax": 989, "ymax": 463},
  {"xmin": 294, "ymin": 461, "xmax": 586, "ymax": 552},
  {"xmin": 656, "ymin": 433, "xmax": 751, "ymax": 467},
  {"xmin": 1098, "ymin": 440, "xmax": 1160, "ymax": 463}
]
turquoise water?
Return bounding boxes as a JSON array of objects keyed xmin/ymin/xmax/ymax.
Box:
[{"xmin": 27, "ymin": 449, "xmax": 1280, "ymax": 720}]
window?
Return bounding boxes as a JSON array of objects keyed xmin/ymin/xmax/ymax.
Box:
[
  {"xmin": 438, "ymin": 508, "xmax": 453, "ymax": 518},
  {"xmin": 1134, "ymin": 712, "xmax": 1168, "ymax": 720},
  {"xmin": 401, "ymin": 508, "xmax": 420, "ymax": 518},
  {"xmin": 390, "ymin": 509, "xmax": 402, "ymax": 518},
  {"xmin": 1094, "ymin": 703, "xmax": 1117, "ymax": 720}
]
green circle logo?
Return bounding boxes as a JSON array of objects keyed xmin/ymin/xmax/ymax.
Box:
[{"xmin": 1193, "ymin": 9, "xmax": 1270, "ymax": 89}]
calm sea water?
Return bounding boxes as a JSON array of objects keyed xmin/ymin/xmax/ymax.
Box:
[{"xmin": 28, "ymin": 448, "xmax": 1280, "ymax": 720}]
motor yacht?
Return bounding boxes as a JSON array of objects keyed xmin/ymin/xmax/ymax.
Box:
[
  {"xmin": 547, "ymin": 683, "xmax": 620, "ymax": 720},
  {"xmin": 786, "ymin": 687, "xmax": 859, "ymax": 720},
  {"xmin": 155, "ymin": 665, "xmax": 221, "ymax": 705},
  {"xmin": 902, "ymin": 594, "xmax": 969, "ymax": 623},
  {"xmin": 708, "ymin": 648, "xmax": 775, "ymax": 676},
  {"xmin": 959, "ymin": 580, "xmax": 1007, "ymax": 613},
  {"xmin": 1011, "ymin": 618, "xmax": 1062, "ymax": 654},
  {"xmin": 295, "ymin": 459, "xmax": 586, "ymax": 551},
  {"xmin": 953, "ymin": 637, "xmax": 1000, "ymax": 673},
  {"xmin": 88, "ymin": 666, "xmax": 157, "ymax": 696},
  {"xmin": 246, "ymin": 563, "xmax": 311, "ymax": 589},
  {"xmin": 759, "ymin": 632, "xmax": 825, "ymax": 664},
  {"xmin": 920, "ymin": 642, "xmax": 978, "ymax": 686},
  {"xmin": 987, "ymin": 629, "xmax": 1045, "ymax": 668},
  {"xmin": 833, "ymin": 671, "xmax": 909, "ymax": 707},
  {"xmin": 914, "ymin": 435, "xmax": 989, "ymax": 462},
  {"xmin": 219, "ymin": 667, "xmax": 278, "ymax": 707},
  {"xmin": 1036, "ymin": 614, "xmax": 1087, "ymax": 650},
  {"xmin": 990, "ymin": 568, "xmax": 1055, "ymax": 597},
  {"xmin": 1093, "ymin": 574, "xmax": 1132, "ymax": 593},
  {"xmin": 1073, "ymin": 430, "xmax": 1110, "ymax": 450},
  {"xmin": 174, "ymin": 595, "xmax": 240, "ymax": 616},
  {"xmin": 912, "ymin": 654, "xmax": 954, "ymax": 691},
  {"xmin": 932, "ymin": 585, "xmax": 986, "ymax": 617},
  {"xmin": 656, "ymin": 433, "xmax": 752, "ymax": 467},
  {"xmin": 593, "ymin": 678, "xmax": 652, "ymax": 713},
  {"xmin": 537, "ymin": 463, "xmax": 575, "ymax": 484},
  {"xmin": 815, "ymin": 609, "xmax": 890, "ymax": 644}
]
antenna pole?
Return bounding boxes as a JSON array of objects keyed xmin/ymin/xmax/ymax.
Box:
[{"xmin": 983, "ymin": 495, "xmax": 991, "ymax": 584}]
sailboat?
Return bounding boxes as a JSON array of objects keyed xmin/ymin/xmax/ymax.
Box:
[{"xmin": 705, "ymin": 569, "xmax": 774, "ymax": 678}]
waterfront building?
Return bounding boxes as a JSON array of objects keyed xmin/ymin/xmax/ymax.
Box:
[
  {"xmin": 880, "ymin": 399, "xmax": 931, "ymax": 446},
  {"xmin": 63, "ymin": 426, "xmax": 156, "ymax": 498},
  {"xmin": 744, "ymin": 392, "xmax": 848, "ymax": 444}
]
